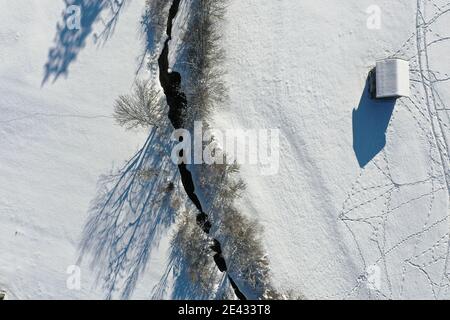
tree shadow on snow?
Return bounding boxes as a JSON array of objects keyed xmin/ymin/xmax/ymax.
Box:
[
  {"xmin": 150, "ymin": 236, "xmax": 231, "ymax": 300},
  {"xmin": 42, "ymin": 0, "xmax": 129, "ymax": 85},
  {"xmin": 135, "ymin": 1, "xmax": 165, "ymax": 76},
  {"xmin": 352, "ymin": 74, "xmax": 396, "ymax": 168},
  {"xmin": 78, "ymin": 122, "xmax": 180, "ymax": 300}
]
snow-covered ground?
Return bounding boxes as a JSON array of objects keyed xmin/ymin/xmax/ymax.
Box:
[
  {"xmin": 0, "ymin": 0, "xmax": 177, "ymax": 299},
  {"xmin": 212, "ymin": 0, "xmax": 450, "ymax": 299},
  {"xmin": 1, "ymin": 0, "xmax": 449, "ymax": 300}
]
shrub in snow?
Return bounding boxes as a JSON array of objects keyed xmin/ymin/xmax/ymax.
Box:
[
  {"xmin": 171, "ymin": 210, "xmax": 219, "ymax": 293},
  {"xmin": 177, "ymin": 0, "xmax": 228, "ymax": 124},
  {"xmin": 219, "ymin": 206, "xmax": 273, "ymax": 296}
]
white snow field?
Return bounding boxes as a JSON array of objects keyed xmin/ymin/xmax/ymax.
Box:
[
  {"xmin": 213, "ymin": 0, "xmax": 450, "ymax": 299},
  {"xmin": 0, "ymin": 0, "xmax": 182, "ymax": 299},
  {"xmin": 1, "ymin": 0, "xmax": 449, "ymax": 300}
]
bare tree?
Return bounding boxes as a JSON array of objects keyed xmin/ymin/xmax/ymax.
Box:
[{"xmin": 114, "ymin": 80, "xmax": 164, "ymax": 129}]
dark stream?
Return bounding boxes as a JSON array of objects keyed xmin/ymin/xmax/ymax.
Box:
[{"xmin": 157, "ymin": 0, "xmax": 247, "ymax": 300}]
